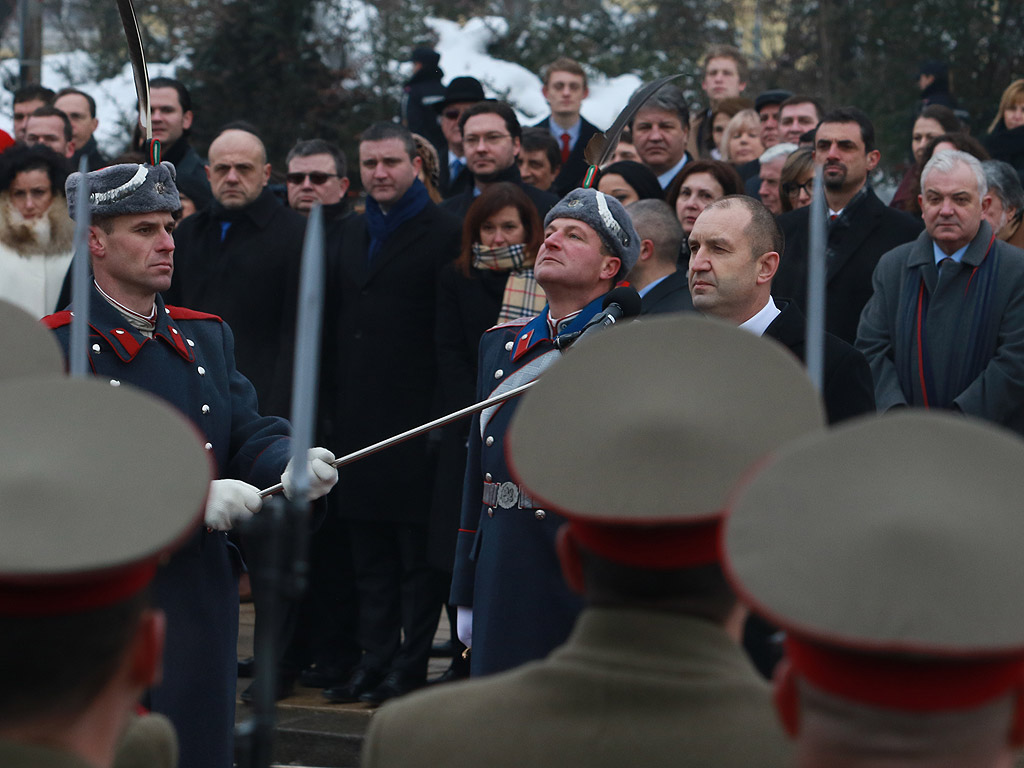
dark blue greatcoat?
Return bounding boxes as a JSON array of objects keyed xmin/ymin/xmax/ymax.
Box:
[
  {"xmin": 45, "ymin": 286, "xmax": 291, "ymax": 768},
  {"xmin": 450, "ymin": 296, "xmax": 612, "ymax": 677}
]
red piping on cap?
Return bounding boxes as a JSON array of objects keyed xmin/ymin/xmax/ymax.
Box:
[
  {"xmin": 0, "ymin": 561, "xmax": 157, "ymax": 616},
  {"xmin": 568, "ymin": 518, "xmax": 721, "ymax": 570},
  {"xmin": 786, "ymin": 635, "xmax": 1024, "ymax": 712}
]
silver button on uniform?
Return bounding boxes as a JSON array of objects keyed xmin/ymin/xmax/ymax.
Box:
[
  {"xmin": 110, "ymin": 379, "xmax": 120, "ymax": 387},
  {"xmin": 485, "ymin": 436, "xmax": 494, "ymax": 446},
  {"xmin": 204, "ymin": 442, "xmax": 213, "ymax": 450},
  {"xmin": 535, "ymin": 510, "xmax": 546, "ymax": 520},
  {"xmin": 487, "ymin": 508, "xmax": 494, "ymax": 518},
  {"xmin": 201, "ymin": 404, "xmax": 210, "ymax": 414},
  {"xmin": 91, "ymin": 344, "xmax": 100, "ymax": 353},
  {"xmin": 485, "ymin": 473, "xmax": 492, "ymax": 481},
  {"xmin": 197, "ymin": 366, "xmax": 206, "ymax": 376},
  {"xmin": 505, "ymin": 341, "xmax": 514, "ymax": 351},
  {"xmin": 494, "ymin": 369, "xmax": 503, "ymax": 379}
]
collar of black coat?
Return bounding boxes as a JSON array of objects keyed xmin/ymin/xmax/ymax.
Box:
[{"xmin": 211, "ymin": 187, "xmax": 282, "ymax": 226}]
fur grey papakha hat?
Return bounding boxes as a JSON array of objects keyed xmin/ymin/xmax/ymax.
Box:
[
  {"xmin": 544, "ymin": 187, "xmax": 641, "ymax": 281},
  {"xmin": 66, "ymin": 162, "xmax": 181, "ymax": 221}
]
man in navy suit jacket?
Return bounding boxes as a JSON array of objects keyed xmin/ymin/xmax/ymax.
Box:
[{"xmin": 532, "ymin": 57, "xmax": 601, "ymax": 196}]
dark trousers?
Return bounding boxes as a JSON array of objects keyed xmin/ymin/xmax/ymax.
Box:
[
  {"xmin": 284, "ymin": 507, "xmax": 361, "ymax": 674},
  {"xmin": 348, "ymin": 519, "xmax": 440, "ymax": 679}
]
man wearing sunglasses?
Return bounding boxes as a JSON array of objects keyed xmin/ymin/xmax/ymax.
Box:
[
  {"xmin": 432, "ymin": 76, "xmax": 487, "ymax": 198},
  {"xmin": 285, "ymin": 138, "xmax": 351, "ymax": 220}
]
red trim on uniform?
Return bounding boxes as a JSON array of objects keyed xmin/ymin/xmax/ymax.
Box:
[
  {"xmin": 166, "ymin": 305, "xmax": 223, "ymax": 322},
  {"xmin": 41, "ymin": 310, "xmax": 72, "ymax": 329},
  {"xmin": 568, "ymin": 518, "xmax": 721, "ymax": 569},
  {"xmin": 512, "ymin": 329, "xmax": 535, "ymax": 361},
  {"xmin": 458, "ymin": 528, "xmax": 476, "ymax": 533},
  {"xmin": 785, "ymin": 635, "xmax": 1024, "ymax": 712},
  {"xmin": 113, "ymin": 329, "xmax": 143, "ymax": 358},
  {"xmin": 0, "ymin": 561, "xmax": 157, "ymax": 616}
]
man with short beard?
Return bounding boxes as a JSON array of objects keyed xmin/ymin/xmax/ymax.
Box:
[
  {"xmin": 440, "ymin": 101, "xmax": 559, "ymax": 220},
  {"xmin": 774, "ymin": 108, "xmax": 921, "ymax": 344}
]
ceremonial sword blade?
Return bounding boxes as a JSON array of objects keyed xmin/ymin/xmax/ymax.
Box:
[
  {"xmin": 583, "ymin": 72, "xmax": 684, "ymax": 170},
  {"xmin": 286, "ymin": 203, "xmax": 326, "ymax": 500},
  {"xmin": 116, "ymin": 0, "xmax": 152, "ymax": 141},
  {"xmin": 804, "ymin": 163, "xmax": 827, "ymax": 393},
  {"xmin": 69, "ymin": 156, "xmax": 91, "ymax": 378}
]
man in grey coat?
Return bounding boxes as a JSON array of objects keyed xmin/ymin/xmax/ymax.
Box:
[{"xmin": 856, "ymin": 149, "xmax": 1024, "ymax": 434}]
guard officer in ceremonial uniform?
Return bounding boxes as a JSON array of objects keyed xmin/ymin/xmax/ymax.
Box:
[
  {"xmin": 42, "ymin": 162, "xmax": 338, "ymax": 768},
  {"xmin": 450, "ymin": 187, "xmax": 641, "ymax": 677},
  {"xmin": 0, "ymin": 375, "xmax": 210, "ymax": 768},
  {"xmin": 365, "ymin": 317, "xmax": 827, "ymax": 768},
  {"xmin": 724, "ymin": 412, "xmax": 1024, "ymax": 767}
]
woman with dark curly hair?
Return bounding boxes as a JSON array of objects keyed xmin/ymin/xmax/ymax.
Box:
[{"xmin": 0, "ymin": 143, "xmax": 73, "ymax": 317}]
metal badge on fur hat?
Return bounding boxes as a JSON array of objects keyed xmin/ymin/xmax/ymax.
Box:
[
  {"xmin": 66, "ymin": 162, "xmax": 181, "ymax": 221},
  {"xmin": 545, "ymin": 187, "xmax": 640, "ymax": 279}
]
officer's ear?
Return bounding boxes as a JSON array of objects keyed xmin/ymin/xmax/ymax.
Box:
[
  {"xmin": 556, "ymin": 524, "xmax": 586, "ymax": 594},
  {"xmin": 772, "ymin": 658, "xmax": 801, "ymax": 738},
  {"xmin": 88, "ymin": 224, "xmax": 107, "ymax": 260}
]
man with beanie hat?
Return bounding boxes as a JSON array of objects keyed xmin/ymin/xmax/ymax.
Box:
[
  {"xmin": 43, "ymin": 161, "xmax": 338, "ymax": 768},
  {"xmin": 449, "ymin": 187, "xmax": 641, "ymax": 679},
  {"xmin": 401, "ymin": 47, "xmax": 446, "ymax": 152},
  {"xmin": 364, "ymin": 316, "xmax": 825, "ymax": 768}
]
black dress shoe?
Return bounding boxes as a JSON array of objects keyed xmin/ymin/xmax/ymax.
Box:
[
  {"xmin": 239, "ymin": 675, "xmax": 295, "ymax": 704},
  {"xmin": 323, "ymin": 667, "xmax": 381, "ymax": 704},
  {"xmin": 299, "ymin": 663, "xmax": 350, "ymax": 689},
  {"xmin": 237, "ymin": 656, "xmax": 256, "ymax": 678},
  {"xmin": 428, "ymin": 653, "xmax": 470, "ymax": 685},
  {"xmin": 359, "ymin": 669, "xmax": 424, "ymax": 705},
  {"xmin": 430, "ymin": 639, "xmax": 455, "ymax": 657}
]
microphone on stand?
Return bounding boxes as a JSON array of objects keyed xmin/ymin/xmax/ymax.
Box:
[{"xmin": 553, "ymin": 286, "xmax": 643, "ymax": 350}]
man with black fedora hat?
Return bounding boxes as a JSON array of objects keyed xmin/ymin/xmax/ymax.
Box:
[
  {"xmin": 448, "ymin": 187, "xmax": 638, "ymax": 680},
  {"xmin": 433, "ymin": 75, "xmax": 488, "ymax": 197},
  {"xmin": 364, "ymin": 316, "xmax": 826, "ymax": 767},
  {"xmin": 42, "ymin": 161, "xmax": 338, "ymax": 768},
  {"xmin": 724, "ymin": 411, "xmax": 1024, "ymax": 767}
]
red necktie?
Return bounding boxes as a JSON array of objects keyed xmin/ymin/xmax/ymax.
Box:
[
  {"xmin": 829, "ymin": 214, "xmax": 838, "ymax": 222},
  {"xmin": 561, "ymin": 133, "xmax": 571, "ymax": 164}
]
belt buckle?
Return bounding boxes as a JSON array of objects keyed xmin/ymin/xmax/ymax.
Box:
[{"xmin": 496, "ymin": 481, "xmax": 519, "ymax": 509}]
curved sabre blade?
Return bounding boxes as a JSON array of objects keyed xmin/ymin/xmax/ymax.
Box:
[
  {"xmin": 583, "ymin": 72, "xmax": 684, "ymax": 171},
  {"xmin": 116, "ymin": 0, "xmax": 152, "ymax": 142}
]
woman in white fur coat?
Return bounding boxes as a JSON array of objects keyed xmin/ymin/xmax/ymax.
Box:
[{"xmin": 0, "ymin": 144, "xmax": 73, "ymax": 317}]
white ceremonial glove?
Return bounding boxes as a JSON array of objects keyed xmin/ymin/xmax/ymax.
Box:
[
  {"xmin": 204, "ymin": 479, "xmax": 263, "ymax": 531},
  {"xmin": 282, "ymin": 447, "xmax": 339, "ymax": 501},
  {"xmin": 457, "ymin": 606, "xmax": 473, "ymax": 648}
]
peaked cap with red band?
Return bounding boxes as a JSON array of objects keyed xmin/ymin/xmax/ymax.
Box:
[
  {"xmin": 723, "ymin": 412, "xmax": 1024, "ymax": 712},
  {"xmin": 506, "ymin": 315, "xmax": 826, "ymax": 569},
  {"xmin": 0, "ymin": 377, "xmax": 211, "ymax": 616}
]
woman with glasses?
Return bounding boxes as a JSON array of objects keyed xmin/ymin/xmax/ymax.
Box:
[{"xmin": 779, "ymin": 147, "xmax": 814, "ymax": 212}]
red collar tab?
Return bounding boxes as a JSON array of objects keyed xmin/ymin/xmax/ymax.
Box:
[
  {"xmin": 568, "ymin": 517, "xmax": 722, "ymax": 570},
  {"xmin": 0, "ymin": 561, "xmax": 157, "ymax": 616},
  {"xmin": 512, "ymin": 328, "xmax": 536, "ymax": 361},
  {"xmin": 155, "ymin": 319, "xmax": 194, "ymax": 362},
  {"xmin": 785, "ymin": 635, "xmax": 1024, "ymax": 712}
]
